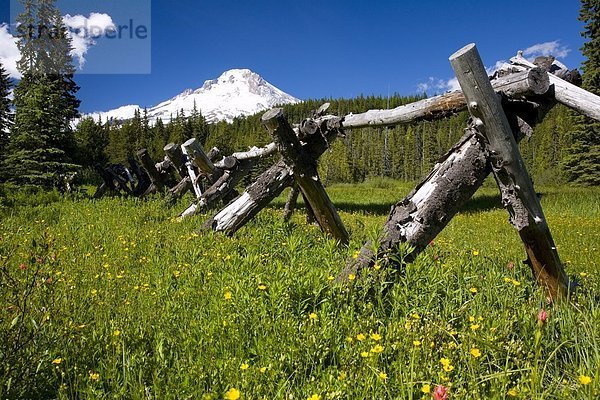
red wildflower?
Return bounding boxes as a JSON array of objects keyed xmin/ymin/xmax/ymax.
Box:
[
  {"xmin": 538, "ymin": 309, "xmax": 548, "ymax": 324},
  {"xmin": 433, "ymin": 385, "xmax": 449, "ymax": 400}
]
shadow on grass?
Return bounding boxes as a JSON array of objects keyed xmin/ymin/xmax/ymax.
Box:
[{"xmin": 460, "ymin": 194, "xmax": 503, "ymax": 214}]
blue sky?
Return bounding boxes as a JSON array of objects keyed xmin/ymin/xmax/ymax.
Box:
[{"xmin": 0, "ymin": 0, "xmax": 586, "ymax": 113}]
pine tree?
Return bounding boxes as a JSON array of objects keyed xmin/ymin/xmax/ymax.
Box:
[
  {"xmin": 4, "ymin": 0, "xmax": 80, "ymax": 187},
  {"xmin": 562, "ymin": 0, "xmax": 600, "ymax": 185},
  {"xmin": 0, "ymin": 62, "xmax": 12, "ymax": 177}
]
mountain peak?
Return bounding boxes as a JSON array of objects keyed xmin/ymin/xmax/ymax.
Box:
[{"xmin": 86, "ymin": 69, "xmax": 300, "ymax": 124}]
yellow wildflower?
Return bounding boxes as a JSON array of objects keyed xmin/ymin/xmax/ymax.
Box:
[
  {"xmin": 469, "ymin": 287, "xmax": 478, "ymax": 294},
  {"xmin": 258, "ymin": 284, "xmax": 267, "ymax": 290},
  {"xmin": 356, "ymin": 333, "xmax": 366, "ymax": 341},
  {"xmin": 470, "ymin": 348, "xmax": 481, "ymax": 358},
  {"xmin": 346, "ymin": 337, "xmax": 353, "ymax": 343},
  {"xmin": 260, "ymin": 367, "xmax": 267, "ymax": 373},
  {"xmin": 338, "ymin": 372, "xmax": 346, "ymax": 381},
  {"xmin": 378, "ymin": 371, "xmax": 388, "ymax": 381},
  {"xmin": 507, "ymin": 388, "xmax": 518, "ymax": 397},
  {"xmin": 472, "ymin": 250, "xmax": 479, "ymax": 256},
  {"xmin": 360, "ymin": 351, "xmax": 370, "ymax": 358},
  {"xmin": 113, "ymin": 330, "xmax": 121, "ymax": 337},
  {"xmin": 89, "ymin": 372, "xmax": 100, "ymax": 381},
  {"xmin": 327, "ymin": 275, "xmax": 334, "ymax": 281},
  {"xmin": 52, "ymin": 358, "xmax": 62, "ymax": 365},
  {"xmin": 240, "ymin": 363, "xmax": 249, "ymax": 370},
  {"xmin": 307, "ymin": 395, "xmax": 321, "ymax": 400},
  {"xmin": 413, "ymin": 340, "xmax": 421, "ymax": 347},
  {"xmin": 309, "ymin": 312, "xmax": 318, "ymax": 321},
  {"xmin": 224, "ymin": 388, "xmax": 241, "ymax": 400},
  {"xmin": 421, "ymin": 384, "xmax": 431, "ymax": 394},
  {"xmin": 348, "ymin": 273, "xmax": 356, "ymax": 281},
  {"xmin": 224, "ymin": 291, "xmax": 232, "ymax": 300},
  {"xmin": 411, "ymin": 313, "xmax": 421, "ymax": 320},
  {"xmin": 579, "ymin": 375, "xmax": 592, "ymax": 385},
  {"xmin": 374, "ymin": 263, "xmax": 381, "ymax": 271},
  {"xmin": 370, "ymin": 333, "xmax": 382, "ymax": 341},
  {"xmin": 370, "ymin": 345, "xmax": 384, "ymax": 354},
  {"xmin": 471, "ymin": 324, "xmax": 480, "ymax": 331}
]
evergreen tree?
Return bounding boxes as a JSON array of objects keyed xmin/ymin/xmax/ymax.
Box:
[
  {"xmin": 73, "ymin": 117, "xmax": 108, "ymax": 167},
  {"xmin": 0, "ymin": 62, "xmax": 12, "ymax": 178},
  {"xmin": 5, "ymin": 0, "xmax": 80, "ymax": 187},
  {"xmin": 562, "ymin": 0, "xmax": 600, "ymax": 185}
]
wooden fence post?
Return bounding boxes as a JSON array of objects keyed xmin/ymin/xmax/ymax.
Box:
[
  {"xmin": 262, "ymin": 108, "xmax": 349, "ymax": 244},
  {"xmin": 136, "ymin": 148, "xmax": 166, "ymax": 192},
  {"xmin": 450, "ymin": 43, "xmax": 571, "ymax": 299}
]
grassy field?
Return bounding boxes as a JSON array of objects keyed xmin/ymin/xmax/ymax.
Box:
[{"xmin": 1, "ymin": 180, "xmax": 599, "ymax": 399}]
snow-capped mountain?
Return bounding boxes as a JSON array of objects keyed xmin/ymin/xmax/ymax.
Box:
[{"xmin": 86, "ymin": 69, "xmax": 300, "ymax": 124}]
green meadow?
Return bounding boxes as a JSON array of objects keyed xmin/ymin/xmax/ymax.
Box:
[{"xmin": 1, "ymin": 180, "xmax": 599, "ymax": 399}]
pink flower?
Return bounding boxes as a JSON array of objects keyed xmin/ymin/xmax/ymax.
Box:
[
  {"xmin": 19, "ymin": 263, "xmax": 26, "ymax": 270},
  {"xmin": 538, "ymin": 309, "xmax": 548, "ymax": 324},
  {"xmin": 433, "ymin": 385, "xmax": 449, "ymax": 400}
]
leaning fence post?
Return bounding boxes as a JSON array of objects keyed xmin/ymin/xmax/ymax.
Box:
[{"xmin": 450, "ymin": 43, "xmax": 572, "ymax": 300}]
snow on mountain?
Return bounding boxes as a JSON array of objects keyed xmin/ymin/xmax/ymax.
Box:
[{"xmin": 86, "ymin": 69, "xmax": 300, "ymax": 124}]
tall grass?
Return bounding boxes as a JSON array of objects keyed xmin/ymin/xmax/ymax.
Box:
[{"xmin": 1, "ymin": 182, "xmax": 598, "ymax": 399}]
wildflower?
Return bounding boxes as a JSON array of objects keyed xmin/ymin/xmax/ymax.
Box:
[
  {"xmin": 352, "ymin": 250, "xmax": 360, "ymax": 260},
  {"xmin": 360, "ymin": 351, "xmax": 370, "ymax": 358},
  {"xmin": 469, "ymin": 316, "xmax": 475, "ymax": 322},
  {"xmin": 374, "ymin": 263, "xmax": 381, "ymax": 271},
  {"xmin": 113, "ymin": 330, "xmax": 121, "ymax": 337},
  {"xmin": 512, "ymin": 279, "xmax": 521, "ymax": 286},
  {"xmin": 378, "ymin": 371, "xmax": 388, "ymax": 381},
  {"xmin": 370, "ymin": 333, "xmax": 382, "ymax": 341},
  {"xmin": 173, "ymin": 271, "xmax": 181, "ymax": 278},
  {"xmin": 507, "ymin": 261, "xmax": 514, "ymax": 270},
  {"xmin": 90, "ymin": 289, "xmax": 97, "ymax": 295},
  {"xmin": 580, "ymin": 272, "xmax": 588, "ymax": 278},
  {"xmin": 413, "ymin": 340, "xmax": 421, "ymax": 347},
  {"xmin": 19, "ymin": 263, "xmax": 26, "ymax": 270},
  {"xmin": 259, "ymin": 367, "xmax": 267, "ymax": 373},
  {"xmin": 470, "ymin": 348, "xmax": 481, "ymax": 358},
  {"xmin": 440, "ymin": 358, "xmax": 454, "ymax": 372},
  {"xmin": 52, "ymin": 358, "xmax": 62, "ymax": 365},
  {"xmin": 471, "ymin": 324, "xmax": 480, "ymax": 331},
  {"xmin": 348, "ymin": 273, "xmax": 356, "ymax": 281},
  {"xmin": 258, "ymin": 284, "xmax": 267, "ymax": 291},
  {"xmin": 421, "ymin": 384, "xmax": 431, "ymax": 394},
  {"xmin": 370, "ymin": 344, "xmax": 384, "ymax": 354},
  {"xmin": 579, "ymin": 375, "xmax": 592, "ymax": 385},
  {"xmin": 89, "ymin": 372, "xmax": 100, "ymax": 381},
  {"xmin": 327, "ymin": 275, "xmax": 334, "ymax": 281},
  {"xmin": 307, "ymin": 395, "xmax": 321, "ymax": 400},
  {"xmin": 472, "ymin": 250, "xmax": 479, "ymax": 256},
  {"xmin": 224, "ymin": 291, "xmax": 232, "ymax": 300},
  {"xmin": 224, "ymin": 388, "xmax": 241, "ymax": 400},
  {"xmin": 338, "ymin": 372, "xmax": 346, "ymax": 381},
  {"xmin": 356, "ymin": 333, "xmax": 366, "ymax": 341},
  {"xmin": 309, "ymin": 312, "xmax": 318, "ymax": 321},
  {"xmin": 240, "ymin": 363, "xmax": 249, "ymax": 370},
  {"xmin": 346, "ymin": 337, "xmax": 353, "ymax": 343},
  {"xmin": 469, "ymin": 287, "xmax": 478, "ymax": 294},
  {"xmin": 433, "ymin": 385, "xmax": 449, "ymax": 400},
  {"xmin": 507, "ymin": 388, "xmax": 518, "ymax": 397},
  {"xmin": 411, "ymin": 313, "xmax": 421, "ymax": 320}
]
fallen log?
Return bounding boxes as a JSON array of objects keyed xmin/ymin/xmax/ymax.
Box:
[
  {"xmin": 164, "ymin": 143, "xmax": 188, "ymax": 179},
  {"xmin": 283, "ymin": 185, "xmax": 300, "ymax": 222},
  {"xmin": 263, "ymin": 108, "xmax": 349, "ymax": 244},
  {"xmin": 183, "ymin": 138, "xmax": 221, "ymax": 182},
  {"xmin": 450, "ymin": 43, "xmax": 571, "ymax": 299}
]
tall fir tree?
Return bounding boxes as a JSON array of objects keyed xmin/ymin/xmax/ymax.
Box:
[
  {"xmin": 0, "ymin": 62, "xmax": 12, "ymax": 178},
  {"xmin": 5, "ymin": 0, "xmax": 80, "ymax": 187},
  {"xmin": 562, "ymin": 0, "xmax": 600, "ymax": 185}
]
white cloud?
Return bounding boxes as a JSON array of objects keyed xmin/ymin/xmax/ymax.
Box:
[
  {"xmin": 417, "ymin": 60, "xmax": 507, "ymax": 94},
  {"xmin": 0, "ymin": 24, "xmax": 21, "ymax": 79},
  {"xmin": 63, "ymin": 13, "xmax": 116, "ymax": 69},
  {"xmin": 523, "ymin": 40, "xmax": 570, "ymax": 59}
]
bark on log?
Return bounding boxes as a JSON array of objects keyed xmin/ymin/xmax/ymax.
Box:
[
  {"xmin": 182, "ymin": 138, "xmax": 220, "ymax": 182},
  {"xmin": 342, "ymin": 68, "xmax": 549, "ymax": 129},
  {"xmin": 136, "ymin": 149, "xmax": 166, "ymax": 191},
  {"xmin": 202, "ymin": 159, "xmax": 294, "ymax": 233},
  {"xmin": 169, "ymin": 176, "xmax": 192, "ymax": 199},
  {"xmin": 213, "ymin": 143, "xmax": 278, "ymax": 168},
  {"xmin": 263, "ymin": 108, "xmax": 349, "ymax": 244},
  {"xmin": 203, "ymin": 116, "xmax": 344, "ymax": 235},
  {"xmin": 510, "ymin": 53, "xmax": 600, "ymax": 122},
  {"xmin": 450, "ymin": 43, "xmax": 571, "ymax": 299},
  {"xmin": 283, "ymin": 185, "xmax": 300, "ymax": 222},
  {"xmin": 340, "ymin": 128, "xmax": 490, "ymax": 279},
  {"xmin": 164, "ymin": 143, "xmax": 188, "ymax": 178}
]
